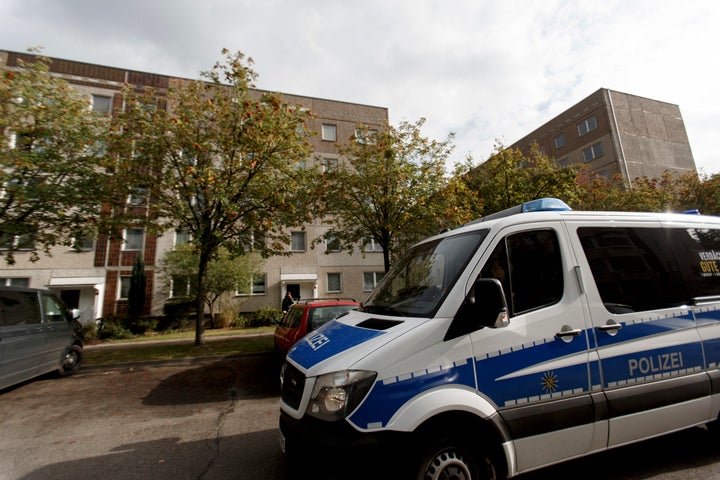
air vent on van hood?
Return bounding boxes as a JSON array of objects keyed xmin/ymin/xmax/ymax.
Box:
[{"xmin": 356, "ymin": 318, "xmax": 403, "ymax": 330}]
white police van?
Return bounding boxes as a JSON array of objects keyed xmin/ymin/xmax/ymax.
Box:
[{"xmin": 279, "ymin": 198, "xmax": 720, "ymax": 479}]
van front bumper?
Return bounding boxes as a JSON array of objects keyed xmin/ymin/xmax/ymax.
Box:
[{"xmin": 279, "ymin": 410, "xmax": 409, "ymax": 477}]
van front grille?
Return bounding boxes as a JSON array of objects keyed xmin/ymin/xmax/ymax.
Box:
[{"xmin": 281, "ymin": 363, "xmax": 306, "ymax": 410}]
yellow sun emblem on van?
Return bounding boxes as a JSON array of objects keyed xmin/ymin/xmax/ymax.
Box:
[{"xmin": 541, "ymin": 371, "xmax": 559, "ymax": 393}]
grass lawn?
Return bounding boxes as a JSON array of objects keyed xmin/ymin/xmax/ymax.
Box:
[{"xmin": 83, "ymin": 326, "xmax": 275, "ymax": 366}]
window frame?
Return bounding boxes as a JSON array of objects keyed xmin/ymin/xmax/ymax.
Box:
[
  {"xmin": 363, "ymin": 271, "xmax": 384, "ymax": 291},
  {"xmin": 327, "ymin": 272, "xmax": 342, "ymax": 293},
  {"xmin": 583, "ymin": 142, "xmax": 603, "ymax": 162},
  {"xmin": 362, "ymin": 237, "xmax": 383, "ymax": 252},
  {"xmin": 290, "ymin": 231, "xmax": 307, "ymax": 252},
  {"xmin": 91, "ymin": 94, "xmax": 112, "ymax": 115},
  {"xmin": 577, "ymin": 116, "xmax": 598, "ymax": 136},
  {"xmin": 122, "ymin": 228, "xmax": 145, "ymax": 251},
  {"xmin": 321, "ymin": 124, "xmax": 337, "ymax": 142}
]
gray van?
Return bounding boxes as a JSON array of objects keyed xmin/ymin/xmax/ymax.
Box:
[{"xmin": 0, "ymin": 286, "xmax": 83, "ymax": 391}]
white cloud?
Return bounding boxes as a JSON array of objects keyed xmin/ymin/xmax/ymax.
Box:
[{"xmin": 3, "ymin": 0, "xmax": 719, "ymax": 175}]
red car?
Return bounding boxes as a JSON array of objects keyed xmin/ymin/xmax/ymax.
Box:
[{"xmin": 273, "ymin": 298, "xmax": 359, "ymax": 359}]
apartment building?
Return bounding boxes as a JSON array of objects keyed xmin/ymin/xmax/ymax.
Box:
[
  {"xmin": 0, "ymin": 50, "xmax": 388, "ymax": 321},
  {"xmin": 510, "ymin": 88, "xmax": 697, "ymax": 183}
]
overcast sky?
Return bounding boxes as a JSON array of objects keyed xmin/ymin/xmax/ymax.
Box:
[{"xmin": 3, "ymin": 0, "xmax": 719, "ymax": 175}]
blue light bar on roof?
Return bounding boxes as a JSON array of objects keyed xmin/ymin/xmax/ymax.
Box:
[
  {"xmin": 521, "ymin": 198, "xmax": 572, "ymax": 213},
  {"xmin": 467, "ymin": 197, "xmax": 572, "ymax": 224}
]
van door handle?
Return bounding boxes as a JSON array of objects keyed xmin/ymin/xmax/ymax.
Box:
[
  {"xmin": 598, "ymin": 320, "xmax": 622, "ymax": 336},
  {"xmin": 555, "ymin": 325, "xmax": 582, "ymax": 342}
]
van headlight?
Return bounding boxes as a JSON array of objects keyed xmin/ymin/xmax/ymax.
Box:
[{"xmin": 307, "ymin": 370, "xmax": 377, "ymax": 421}]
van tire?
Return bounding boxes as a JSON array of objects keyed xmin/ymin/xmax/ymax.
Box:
[
  {"xmin": 413, "ymin": 433, "xmax": 497, "ymax": 480},
  {"xmin": 58, "ymin": 345, "xmax": 83, "ymax": 377}
]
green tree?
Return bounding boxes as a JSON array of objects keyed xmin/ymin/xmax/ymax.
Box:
[
  {"xmin": 159, "ymin": 244, "xmax": 262, "ymax": 328},
  {"xmin": 114, "ymin": 49, "xmax": 319, "ymax": 345},
  {"xmin": 320, "ymin": 118, "xmax": 473, "ymax": 272},
  {"xmin": 0, "ymin": 50, "xmax": 113, "ymax": 263},
  {"xmin": 127, "ymin": 254, "xmax": 146, "ymax": 317},
  {"xmin": 575, "ymin": 169, "xmax": 703, "ymax": 213},
  {"xmin": 459, "ymin": 142, "xmax": 581, "ymax": 217}
]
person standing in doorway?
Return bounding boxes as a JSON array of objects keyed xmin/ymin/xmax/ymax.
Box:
[{"xmin": 282, "ymin": 291, "xmax": 294, "ymax": 312}]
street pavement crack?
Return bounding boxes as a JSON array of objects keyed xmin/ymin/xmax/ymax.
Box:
[{"xmin": 198, "ymin": 387, "xmax": 239, "ymax": 479}]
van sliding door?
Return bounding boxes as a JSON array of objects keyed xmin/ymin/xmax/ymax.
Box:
[{"xmin": 572, "ymin": 222, "xmax": 709, "ymax": 448}]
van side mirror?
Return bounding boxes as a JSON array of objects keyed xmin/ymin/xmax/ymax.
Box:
[
  {"xmin": 447, "ymin": 278, "xmax": 509, "ymax": 340},
  {"xmin": 71, "ymin": 308, "xmax": 81, "ymax": 320},
  {"xmin": 470, "ymin": 278, "xmax": 510, "ymax": 328}
]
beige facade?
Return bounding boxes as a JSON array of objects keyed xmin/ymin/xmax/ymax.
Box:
[
  {"xmin": 510, "ymin": 88, "xmax": 697, "ymax": 183},
  {"xmin": 0, "ymin": 50, "xmax": 387, "ymax": 320}
]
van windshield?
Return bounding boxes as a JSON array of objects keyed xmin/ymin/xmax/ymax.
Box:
[{"xmin": 362, "ymin": 230, "xmax": 488, "ymax": 317}]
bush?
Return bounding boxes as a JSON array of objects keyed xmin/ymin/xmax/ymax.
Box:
[
  {"xmin": 81, "ymin": 322, "xmax": 97, "ymax": 342},
  {"xmin": 159, "ymin": 298, "xmax": 196, "ymax": 331},
  {"xmin": 96, "ymin": 317, "xmax": 133, "ymax": 340},
  {"xmin": 163, "ymin": 298, "xmax": 195, "ymax": 318},
  {"xmin": 124, "ymin": 316, "xmax": 159, "ymax": 335},
  {"xmin": 247, "ymin": 306, "xmax": 282, "ymax": 328}
]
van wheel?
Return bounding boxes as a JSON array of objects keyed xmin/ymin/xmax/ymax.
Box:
[
  {"xmin": 414, "ymin": 434, "xmax": 497, "ymax": 480},
  {"xmin": 58, "ymin": 345, "xmax": 83, "ymax": 377}
]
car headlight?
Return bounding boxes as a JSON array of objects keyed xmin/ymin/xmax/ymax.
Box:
[{"xmin": 307, "ymin": 370, "xmax": 377, "ymax": 421}]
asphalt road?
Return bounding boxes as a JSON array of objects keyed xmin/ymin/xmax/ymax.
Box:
[
  {"xmin": 0, "ymin": 353, "xmax": 286, "ymax": 480},
  {"xmin": 4, "ymin": 351, "xmax": 720, "ymax": 480}
]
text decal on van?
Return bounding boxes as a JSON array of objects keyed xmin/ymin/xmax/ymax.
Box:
[
  {"xmin": 290, "ymin": 321, "xmax": 386, "ymax": 370},
  {"xmin": 628, "ymin": 352, "xmax": 683, "ymax": 376}
]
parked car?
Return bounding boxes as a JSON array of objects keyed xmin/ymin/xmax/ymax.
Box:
[
  {"xmin": 0, "ymin": 286, "xmax": 83, "ymax": 391},
  {"xmin": 274, "ymin": 298, "xmax": 359, "ymax": 360}
]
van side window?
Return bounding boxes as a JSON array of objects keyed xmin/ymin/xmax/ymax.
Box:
[
  {"xmin": 0, "ymin": 291, "xmax": 41, "ymax": 326},
  {"xmin": 42, "ymin": 293, "xmax": 67, "ymax": 322},
  {"xmin": 481, "ymin": 229, "xmax": 563, "ymax": 316},
  {"xmin": 666, "ymin": 227, "xmax": 720, "ymax": 300},
  {"xmin": 578, "ymin": 227, "xmax": 686, "ymax": 313}
]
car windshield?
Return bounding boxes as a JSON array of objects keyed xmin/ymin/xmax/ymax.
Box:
[{"xmin": 362, "ymin": 230, "xmax": 488, "ymax": 317}]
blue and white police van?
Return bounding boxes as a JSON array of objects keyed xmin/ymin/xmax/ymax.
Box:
[{"xmin": 279, "ymin": 198, "xmax": 720, "ymax": 479}]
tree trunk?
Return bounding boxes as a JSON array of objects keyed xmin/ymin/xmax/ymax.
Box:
[{"xmin": 194, "ymin": 247, "xmax": 211, "ymax": 346}]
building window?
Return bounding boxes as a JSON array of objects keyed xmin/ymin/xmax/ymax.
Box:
[
  {"xmin": 0, "ymin": 277, "xmax": 29, "ymax": 287},
  {"xmin": 362, "ymin": 237, "xmax": 383, "ymax": 252},
  {"xmin": 91, "ymin": 94, "xmax": 112, "ymax": 114},
  {"xmin": 123, "ymin": 228, "xmax": 144, "ymax": 250},
  {"xmin": 577, "ymin": 116, "xmax": 597, "ymax": 136},
  {"xmin": 0, "ymin": 233, "xmax": 35, "ymax": 251},
  {"xmin": 237, "ymin": 273, "xmax": 267, "ymax": 296},
  {"xmin": 363, "ymin": 272, "xmax": 385, "ymax": 291},
  {"xmin": 127, "ymin": 186, "xmax": 148, "ymax": 206},
  {"xmin": 583, "ymin": 142, "xmax": 603, "ymax": 162},
  {"xmin": 557, "ymin": 157, "xmax": 570, "ymax": 168},
  {"xmin": 323, "ymin": 157, "xmax": 338, "ymax": 173},
  {"xmin": 290, "ymin": 232, "xmax": 306, "ymax": 252},
  {"xmin": 327, "ymin": 273, "xmax": 342, "ymax": 293},
  {"xmin": 326, "ymin": 234, "xmax": 341, "ymax": 252},
  {"xmin": 321, "ymin": 124, "xmax": 337, "ymax": 142},
  {"xmin": 554, "ymin": 133, "xmax": 565, "ymax": 149},
  {"xmin": 355, "ymin": 128, "xmax": 378, "ymax": 144},
  {"xmin": 174, "ymin": 230, "xmax": 191, "ymax": 247},
  {"xmin": 171, "ymin": 275, "xmax": 195, "ymax": 298},
  {"xmin": 72, "ymin": 235, "xmax": 95, "ymax": 252},
  {"xmin": 119, "ymin": 276, "xmax": 131, "ymax": 299}
]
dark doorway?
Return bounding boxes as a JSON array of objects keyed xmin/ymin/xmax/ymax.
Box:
[
  {"xmin": 286, "ymin": 284, "xmax": 300, "ymax": 301},
  {"xmin": 60, "ymin": 290, "xmax": 80, "ymax": 309}
]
